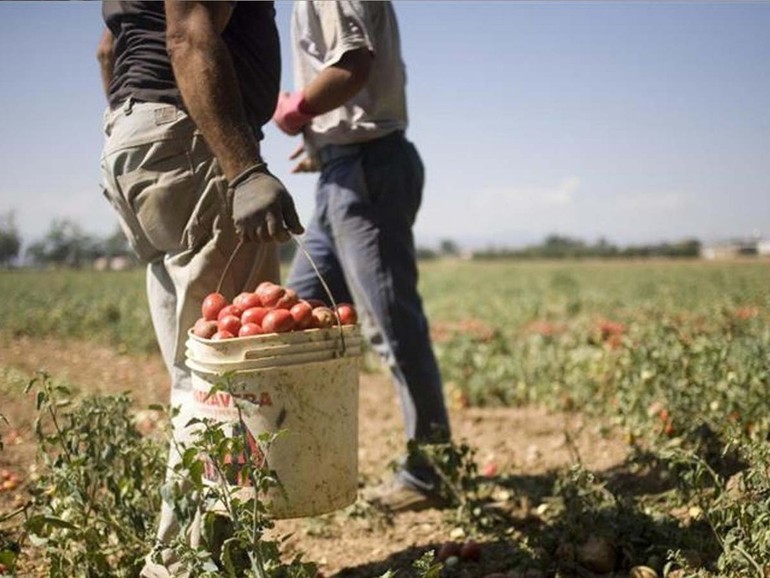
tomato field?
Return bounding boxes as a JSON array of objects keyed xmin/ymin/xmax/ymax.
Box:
[{"xmin": 1, "ymin": 258, "xmax": 769, "ymax": 578}]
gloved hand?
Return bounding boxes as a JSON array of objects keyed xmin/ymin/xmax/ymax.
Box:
[
  {"xmin": 273, "ymin": 91, "xmax": 316, "ymax": 136},
  {"xmin": 230, "ymin": 163, "xmax": 304, "ymax": 243}
]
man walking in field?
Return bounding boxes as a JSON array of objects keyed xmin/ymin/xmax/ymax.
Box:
[
  {"xmin": 98, "ymin": 2, "xmax": 302, "ymax": 575},
  {"xmin": 273, "ymin": 0, "xmax": 452, "ymax": 512}
]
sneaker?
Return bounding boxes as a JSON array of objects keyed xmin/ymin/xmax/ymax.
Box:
[{"xmin": 364, "ymin": 477, "xmax": 447, "ymax": 513}]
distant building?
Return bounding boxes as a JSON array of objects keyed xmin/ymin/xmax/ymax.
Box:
[
  {"xmin": 93, "ymin": 256, "xmax": 109, "ymax": 271},
  {"xmin": 701, "ymin": 239, "xmax": 764, "ymax": 260},
  {"xmin": 93, "ymin": 255, "xmax": 135, "ymax": 271},
  {"xmin": 110, "ymin": 256, "xmax": 133, "ymax": 271}
]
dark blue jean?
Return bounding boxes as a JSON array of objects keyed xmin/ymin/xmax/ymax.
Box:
[{"xmin": 286, "ymin": 132, "xmax": 451, "ymax": 483}]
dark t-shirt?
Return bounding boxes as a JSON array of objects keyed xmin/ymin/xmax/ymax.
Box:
[{"xmin": 103, "ymin": 1, "xmax": 280, "ymax": 135}]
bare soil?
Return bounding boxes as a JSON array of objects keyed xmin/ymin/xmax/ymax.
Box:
[{"xmin": 0, "ymin": 335, "xmax": 629, "ymax": 576}]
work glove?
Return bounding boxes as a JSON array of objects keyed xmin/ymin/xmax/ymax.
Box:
[
  {"xmin": 230, "ymin": 163, "xmax": 304, "ymax": 243},
  {"xmin": 273, "ymin": 91, "xmax": 316, "ymax": 136}
]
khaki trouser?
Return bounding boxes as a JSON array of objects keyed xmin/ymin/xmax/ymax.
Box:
[{"xmin": 100, "ymin": 99, "xmax": 279, "ymax": 577}]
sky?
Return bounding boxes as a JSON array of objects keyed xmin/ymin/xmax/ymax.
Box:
[{"xmin": 0, "ymin": 1, "xmax": 768, "ymax": 251}]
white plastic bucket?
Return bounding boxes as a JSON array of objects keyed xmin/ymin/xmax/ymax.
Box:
[
  {"xmin": 186, "ymin": 325, "xmax": 360, "ymax": 362},
  {"xmin": 184, "ymin": 326, "xmax": 360, "ymax": 519},
  {"xmin": 185, "ymin": 344, "xmax": 362, "ymax": 373}
]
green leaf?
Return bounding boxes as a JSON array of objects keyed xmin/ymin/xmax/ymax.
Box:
[
  {"xmin": 0, "ymin": 549, "xmax": 17, "ymax": 567},
  {"xmin": 220, "ymin": 538, "xmax": 240, "ymax": 578},
  {"xmin": 40, "ymin": 515, "xmax": 78, "ymax": 530},
  {"xmin": 36, "ymin": 390, "xmax": 46, "ymax": 410},
  {"xmin": 182, "ymin": 447, "xmax": 199, "ymax": 468}
]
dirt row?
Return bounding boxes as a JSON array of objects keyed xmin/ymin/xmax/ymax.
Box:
[{"xmin": 0, "ymin": 335, "xmax": 629, "ymax": 575}]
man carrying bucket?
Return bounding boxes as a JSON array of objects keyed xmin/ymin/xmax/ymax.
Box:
[
  {"xmin": 98, "ymin": 2, "xmax": 303, "ymax": 575},
  {"xmin": 273, "ymin": 1, "xmax": 452, "ymax": 512}
]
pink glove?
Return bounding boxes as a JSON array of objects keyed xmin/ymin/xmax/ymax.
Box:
[{"xmin": 273, "ymin": 91, "xmax": 316, "ymax": 136}]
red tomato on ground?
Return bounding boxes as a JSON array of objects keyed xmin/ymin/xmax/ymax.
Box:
[
  {"xmin": 459, "ymin": 540, "xmax": 482, "ymax": 562},
  {"xmin": 436, "ymin": 542, "xmax": 462, "ymax": 561},
  {"xmin": 218, "ymin": 315, "xmax": 241, "ymax": 336},
  {"xmin": 239, "ymin": 323, "xmax": 264, "ymax": 337},
  {"xmin": 335, "ymin": 303, "xmax": 358, "ymax": 325},
  {"xmin": 193, "ymin": 318, "xmax": 218, "ymax": 339},
  {"xmin": 201, "ymin": 292, "xmax": 227, "ymax": 321},
  {"xmin": 290, "ymin": 301, "xmax": 314, "ymax": 329},
  {"xmin": 262, "ymin": 309, "xmax": 295, "ymax": 333},
  {"xmin": 233, "ymin": 292, "xmax": 262, "ymax": 311},
  {"xmin": 241, "ymin": 306, "xmax": 269, "ymax": 326}
]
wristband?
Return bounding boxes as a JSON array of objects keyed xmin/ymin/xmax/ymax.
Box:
[
  {"xmin": 229, "ymin": 162, "xmax": 268, "ymax": 189},
  {"xmin": 274, "ymin": 91, "xmax": 316, "ymax": 134},
  {"xmin": 296, "ymin": 94, "xmax": 316, "ymax": 116}
]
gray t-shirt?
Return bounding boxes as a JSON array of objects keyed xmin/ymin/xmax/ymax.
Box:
[
  {"xmin": 103, "ymin": 1, "xmax": 280, "ymax": 136},
  {"xmin": 291, "ymin": 1, "xmax": 408, "ymax": 151}
]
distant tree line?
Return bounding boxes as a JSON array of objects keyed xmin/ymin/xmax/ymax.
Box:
[
  {"xmin": 0, "ymin": 212, "xmax": 704, "ymax": 269},
  {"xmin": 0, "ymin": 212, "xmax": 134, "ymax": 269},
  {"xmin": 0, "ymin": 212, "xmax": 301, "ymax": 269},
  {"xmin": 0, "ymin": 212, "xmax": 21, "ymax": 268},
  {"xmin": 417, "ymin": 234, "xmax": 702, "ymax": 260}
]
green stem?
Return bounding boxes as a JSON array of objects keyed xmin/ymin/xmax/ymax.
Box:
[
  {"xmin": 235, "ymin": 401, "xmax": 268, "ymax": 578},
  {"xmin": 735, "ymin": 545, "xmax": 763, "ymax": 578}
]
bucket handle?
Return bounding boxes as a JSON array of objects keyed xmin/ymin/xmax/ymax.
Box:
[{"xmin": 218, "ymin": 236, "xmax": 347, "ymax": 357}]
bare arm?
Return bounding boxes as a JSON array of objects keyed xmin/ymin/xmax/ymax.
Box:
[
  {"xmin": 166, "ymin": 1, "xmax": 303, "ymax": 243},
  {"xmin": 164, "ymin": 1, "xmax": 259, "ymax": 181},
  {"xmin": 273, "ymin": 46, "xmax": 372, "ymax": 140},
  {"xmin": 303, "ymin": 47, "xmax": 372, "ymax": 115},
  {"xmin": 97, "ymin": 28, "xmax": 115, "ymax": 100}
]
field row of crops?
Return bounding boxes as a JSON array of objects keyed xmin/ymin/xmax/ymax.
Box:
[{"xmin": 0, "ymin": 259, "xmax": 769, "ymax": 577}]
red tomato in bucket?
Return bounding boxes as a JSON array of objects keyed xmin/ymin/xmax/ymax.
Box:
[
  {"xmin": 290, "ymin": 301, "xmax": 314, "ymax": 329},
  {"xmin": 259, "ymin": 284, "xmax": 286, "ymax": 307},
  {"xmin": 312, "ymin": 306, "xmax": 335, "ymax": 328},
  {"xmin": 335, "ymin": 303, "xmax": 358, "ymax": 325},
  {"xmin": 262, "ymin": 309, "xmax": 295, "ymax": 333},
  {"xmin": 255, "ymin": 281, "xmax": 276, "ymax": 297},
  {"xmin": 193, "ymin": 318, "xmax": 218, "ymax": 339},
  {"xmin": 233, "ymin": 292, "xmax": 261, "ymax": 311},
  {"xmin": 239, "ymin": 323, "xmax": 264, "ymax": 337},
  {"xmin": 241, "ymin": 306, "xmax": 269, "ymax": 326},
  {"xmin": 217, "ymin": 304, "xmax": 243, "ymax": 321},
  {"xmin": 201, "ymin": 292, "xmax": 227, "ymax": 321},
  {"xmin": 211, "ymin": 330, "xmax": 235, "ymax": 340},
  {"xmin": 218, "ymin": 315, "xmax": 241, "ymax": 336},
  {"xmin": 274, "ymin": 288, "xmax": 299, "ymax": 310}
]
